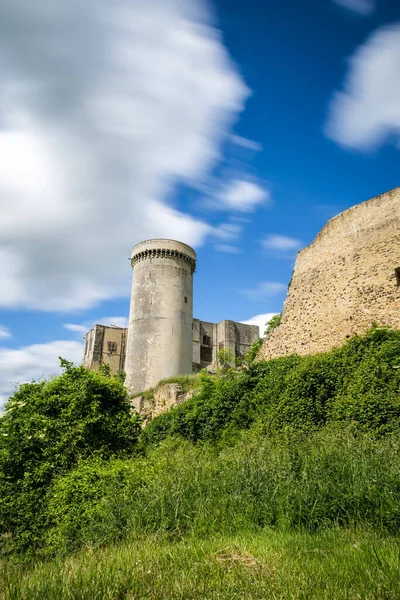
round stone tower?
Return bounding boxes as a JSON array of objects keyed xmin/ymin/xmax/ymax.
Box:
[{"xmin": 125, "ymin": 239, "xmax": 196, "ymax": 395}]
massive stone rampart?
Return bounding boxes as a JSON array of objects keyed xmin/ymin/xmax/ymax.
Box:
[{"xmin": 259, "ymin": 187, "xmax": 400, "ymax": 360}]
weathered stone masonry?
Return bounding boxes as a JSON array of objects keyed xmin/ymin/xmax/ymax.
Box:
[
  {"xmin": 259, "ymin": 187, "xmax": 400, "ymax": 360},
  {"xmin": 83, "ymin": 318, "xmax": 259, "ymax": 383},
  {"xmin": 82, "ymin": 238, "xmax": 259, "ymax": 395}
]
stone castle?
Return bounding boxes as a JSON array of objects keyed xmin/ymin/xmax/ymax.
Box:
[
  {"xmin": 83, "ymin": 186, "xmax": 399, "ymax": 402},
  {"xmin": 259, "ymin": 186, "xmax": 400, "ymax": 360},
  {"xmin": 82, "ymin": 239, "xmax": 259, "ymax": 394}
]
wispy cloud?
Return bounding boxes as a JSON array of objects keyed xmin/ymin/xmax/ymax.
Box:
[
  {"xmin": 230, "ymin": 134, "xmax": 262, "ymax": 152},
  {"xmin": 63, "ymin": 316, "xmax": 128, "ymax": 336},
  {"xmin": 211, "ymin": 221, "xmax": 243, "ymax": 253},
  {"xmin": 217, "ymin": 179, "xmax": 270, "ymax": 212},
  {"xmin": 213, "ymin": 222, "xmax": 243, "ymax": 241},
  {"xmin": 333, "ymin": 0, "xmax": 375, "ymax": 15},
  {"xmin": 63, "ymin": 324, "xmax": 88, "ymax": 334},
  {"xmin": 0, "ymin": 326, "xmax": 11, "ymax": 339},
  {"xmin": 325, "ymin": 23, "xmax": 400, "ymax": 150},
  {"xmin": 214, "ymin": 244, "xmax": 241, "ymax": 254},
  {"xmin": 243, "ymin": 281, "xmax": 286, "ymax": 300},
  {"xmin": 261, "ymin": 234, "xmax": 302, "ymax": 252}
]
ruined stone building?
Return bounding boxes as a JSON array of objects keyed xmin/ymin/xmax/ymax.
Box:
[
  {"xmin": 83, "ymin": 238, "xmax": 259, "ymax": 394},
  {"xmin": 83, "ymin": 324, "xmax": 127, "ymax": 374},
  {"xmin": 259, "ymin": 186, "xmax": 400, "ymax": 360},
  {"xmin": 83, "ymin": 318, "xmax": 258, "ymax": 382},
  {"xmin": 192, "ymin": 318, "xmax": 259, "ymax": 371}
]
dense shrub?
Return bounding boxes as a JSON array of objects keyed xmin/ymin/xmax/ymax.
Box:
[
  {"xmin": 142, "ymin": 327, "xmax": 400, "ymax": 447},
  {"xmin": 0, "ymin": 360, "xmax": 141, "ymax": 555}
]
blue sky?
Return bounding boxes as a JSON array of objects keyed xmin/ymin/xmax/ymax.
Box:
[{"xmin": 0, "ymin": 0, "xmax": 399, "ymax": 401}]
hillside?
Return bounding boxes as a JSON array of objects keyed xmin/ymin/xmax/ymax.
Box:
[{"xmin": 1, "ymin": 327, "xmax": 400, "ymax": 599}]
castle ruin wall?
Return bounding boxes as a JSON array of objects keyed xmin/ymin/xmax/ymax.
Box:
[{"xmin": 259, "ymin": 187, "xmax": 400, "ymax": 360}]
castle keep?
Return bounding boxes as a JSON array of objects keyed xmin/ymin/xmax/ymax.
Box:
[
  {"xmin": 83, "ymin": 238, "xmax": 259, "ymax": 394},
  {"xmin": 259, "ymin": 187, "xmax": 400, "ymax": 360}
]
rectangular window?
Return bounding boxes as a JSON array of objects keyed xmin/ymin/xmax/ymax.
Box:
[
  {"xmin": 202, "ymin": 335, "xmax": 211, "ymax": 346},
  {"xmin": 395, "ymin": 267, "xmax": 400, "ymax": 286},
  {"xmin": 108, "ymin": 341, "xmax": 117, "ymax": 353}
]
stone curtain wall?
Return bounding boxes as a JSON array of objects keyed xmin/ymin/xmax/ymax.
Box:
[{"xmin": 260, "ymin": 187, "xmax": 400, "ymax": 360}]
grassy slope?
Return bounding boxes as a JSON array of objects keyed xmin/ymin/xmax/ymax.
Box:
[
  {"xmin": 2, "ymin": 529, "xmax": 400, "ymax": 599},
  {"xmin": 2, "ymin": 328, "xmax": 400, "ymax": 598}
]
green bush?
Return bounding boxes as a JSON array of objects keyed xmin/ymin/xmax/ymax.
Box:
[
  {"xmin": 42, "ymin": 427, "xmax": 400, "ymax": 556},
  {"xmin": 0, "ymin": 360, "xmax": 141, "ymax": 556},
  {"xmin": 264, "ymin": 313, "xmax": 281, "ymax": 336},
  {"xmin": 142, "ymin": 327, "xmax": 400, "ymax": 448},
  {"xmin": 45, "ymin": 458, "xmax": 144, "ymax": 555},
  {"xmin": 245, "ymin": 337, "xmax": 263, "ymax": 362}
]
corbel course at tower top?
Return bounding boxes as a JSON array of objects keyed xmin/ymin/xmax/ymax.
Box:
[{"xmin": 130, "ymin": 239, "xmax": 196, "ymax": 273}]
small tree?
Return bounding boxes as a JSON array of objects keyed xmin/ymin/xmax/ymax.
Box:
[
  {"xmin": 216, "ymin": 348, "xmax": 235, "ymax": 375},
  {"xmin": 245, "ymin": 337, "xmax": 264, "ymax": 363},
  {"xmin": 264, "ymin": 313, "xmax": 282, "ymax": 336},
  {"xmin": 0, "ymin": 359, "xmax": 141, "ymax": 556}
]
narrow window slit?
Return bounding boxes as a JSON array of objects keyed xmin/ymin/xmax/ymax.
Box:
[{"xmin": 395, "ymin": 267, "xmax": 400, "ymax": 286}]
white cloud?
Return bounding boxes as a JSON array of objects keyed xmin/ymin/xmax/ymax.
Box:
[
  {"xmin": 211, "ymin": 220, "xmax": 243, "ymax": 253},
  {"xmin": 64, "ymin": 324, "xmax": 88, "ymax": 334},
  {"xmin": 0, "ymin": 0, "xmax": 249, "ymax": 311},
  {"xmin": 216, "ymin": 179, "xmax": 270, "ymax": 212},
  {"xmin": 214, "ymin": 244, "xmax": 240, "ymax": 253},
  {"xmin": 0, "ymin": 340, "xmax": 83, "ymax": 405},
  {"xmin": 240, "ymin": 312, "xmax": 279, "ymax": 335},
  {"xmin": 261, "ymin": 234, "xmax": 302, "ymax": 252},
  {"xmin": 325, "ymin": 23, "xmax": 400, "ymax": 150},
  {"xmin": 243, "ymin": 281, "xmax": 286, "ymax": 300},
  {"xmin": 64, "ymin": 316, "xmax": 128, "ymax": 336},
  {"xmin": 0, "ymin": 326, "xmax": 12, "ymax": 339},
  {"xmin": 230, "ymin": 134, "xmax": 262, "ymax": 151},
  {"xmin": 98, "ymin": 316, "xmax": 128, "ymax": 329},
  {"xmin": 212, "ymin": 222, "xmax": 243, "ymax": 241},
  {"xmin": 333, "ymin": 0, "xmax": 375, "ymax": 15}
]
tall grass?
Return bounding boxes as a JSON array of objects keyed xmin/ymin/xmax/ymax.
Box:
[{"xmin": 42, "ymin": 427, "xmax": 400, "ymax": 556}]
